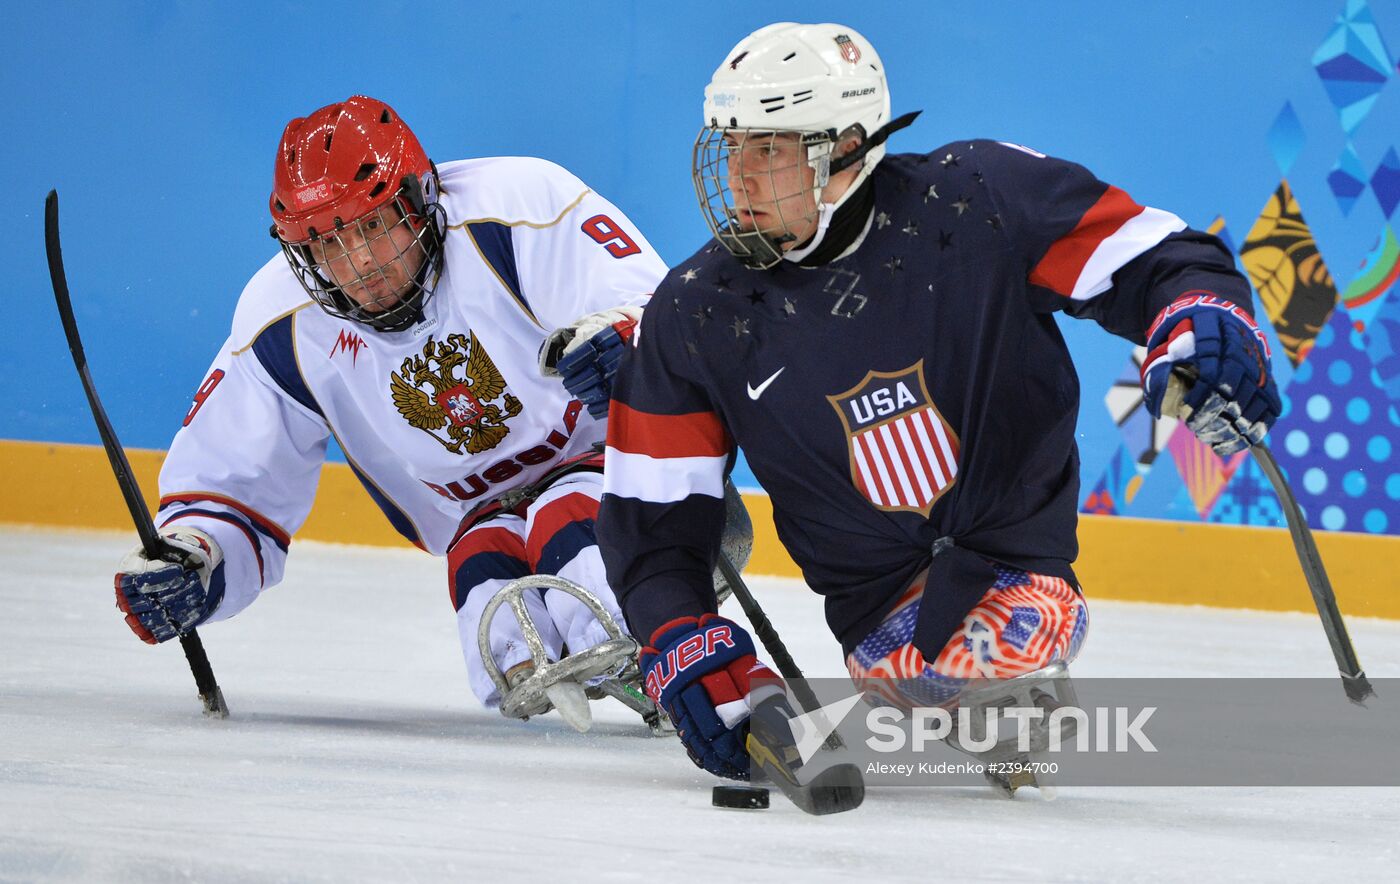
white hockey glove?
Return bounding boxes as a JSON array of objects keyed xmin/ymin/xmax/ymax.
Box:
[
  {"xmin": 538, "ymin": 306, "xmax": 643, "ymax": 419},
  {"xmin": 115, "ymin": 526, "xmax": 226, "ymax": 644}
]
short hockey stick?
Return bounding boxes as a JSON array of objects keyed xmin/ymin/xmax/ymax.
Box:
[
  {"xmin": 716, "ymin": 553, "xmax": 821, "ymax": 710},
  {"xmin": 1251, "ymin": 444, "xmax": 1373, "ymax": 704},
  {"xmin": 1164, "ymin": 369, "xmax": 1373, "ymax": 704},
  {"xmin": 45, "ymin": 190, "xmax": 229, "ymax": 718}
]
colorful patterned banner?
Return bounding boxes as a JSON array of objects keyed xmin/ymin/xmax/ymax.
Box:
[
  {"xmin": 1166, "ymin": 426, "xmax": 1249, "ymax": 519},
  {"xmin": 1372, "ymin": 147, "xmax": 1400, "ymax": 219},
  {"xmin": 1341, "ymin": 225, "xmax": 1399, "ymax": 331},
  {"xmin": 1312, "ymin": 0, "xmax": 1394, "ymax": 135},
  {"xmin": 1268, "ymin": 308, "xmax": 1399, "ymax": 534},
  {"xmin": 1267, "ymin": 102, "xmax": 1305, "ymax": 177},
  {"xmin": 1328, "ymin": 143, "xmax": 1368, "ymax": 216},
  {"xmin": 1240, "ymin": 181, "xmax": 1340, "ymax": 365},
  {"xmin": 1078, "ymin": 0, "xmax": 1400, "ymax": 537}
]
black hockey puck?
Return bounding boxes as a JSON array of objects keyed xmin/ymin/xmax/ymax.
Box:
[{"xmin": 712, "ymin": 784, "xmax": 770, "ymax": 809}]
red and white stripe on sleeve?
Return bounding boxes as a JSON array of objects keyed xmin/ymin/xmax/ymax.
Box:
[
  {"xmin": 1028, "ymin": 185, "xmax": 1186, "ymax": 301},
  {"xmin": 603, "ymin": 401, "xmax": 731, "ymax": 503}
]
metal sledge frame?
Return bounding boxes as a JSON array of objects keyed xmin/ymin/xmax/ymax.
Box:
[{"xmin": 476, "ymin": 575, "xmax": 665, "ymax": 731}]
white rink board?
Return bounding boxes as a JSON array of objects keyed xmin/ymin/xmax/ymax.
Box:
[{"xmin": 1, "ymin": 527, "xmax": 1397, "ymax": 883}]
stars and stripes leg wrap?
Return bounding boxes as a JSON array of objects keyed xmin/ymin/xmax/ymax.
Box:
[{"xmin": 847, "ymin": 563, "xmax": 1089, "ymax": 709}]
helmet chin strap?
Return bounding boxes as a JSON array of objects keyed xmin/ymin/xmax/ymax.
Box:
[
  {"xmin": 780, "ymin": 195, "xmax": 843, "ymax": 264},
  {"xmin": 828, "ymin": 110, "xmax": 922, "ymax": 175}
]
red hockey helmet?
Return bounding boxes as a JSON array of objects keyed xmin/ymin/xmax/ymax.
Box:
[
  {"xmin": 270, "ymin": 96, "xmax": 445, "ymax": 332},
  {"xmin": 271, "ymin": 95, "xmax": 433, "ymax": 242}
]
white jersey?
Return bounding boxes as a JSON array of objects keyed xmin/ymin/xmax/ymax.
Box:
[{"xmin": 158, "ymin": 157, "xmax": 667, "ymax": 622}]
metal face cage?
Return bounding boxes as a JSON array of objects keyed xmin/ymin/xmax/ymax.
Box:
[
  {"xmin": 277, "ymin": 177, "xmax": 445, "ymax": 333},
  {"xmin": 692, "ymin": 126, "xmax": 835, "ymax": 270}
]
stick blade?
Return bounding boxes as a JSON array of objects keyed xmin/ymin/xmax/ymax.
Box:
[
  {"xmin": 1343, "ymin": 672, "xmax": 1376, "ymax": 707},
  {"xmin": 201, "ymin": 686, "xmax": 230, "ymax": 719},
  {"xmin": 794, "ymin": 762, "xmax": 865, "ymax": 815},
  {"xmin": 746, "ymin": 703, "xmax": 865, "ymax": 816}
]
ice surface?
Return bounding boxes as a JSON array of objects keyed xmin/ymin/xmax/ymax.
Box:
[{"xmin": 2, "ymin": 527, "xmax": 1397, "ymax": 882}]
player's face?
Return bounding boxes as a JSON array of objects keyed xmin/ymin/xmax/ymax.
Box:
[
  {"xmin": 725, "ymin": 132, "xmax": 819, "ymax": 247},
  {"xmin": 308, "ymin": 201, "xmax": 427, "ymax": 313}
]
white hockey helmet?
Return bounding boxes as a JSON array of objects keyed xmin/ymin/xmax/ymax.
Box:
[
  {"xmin": 694, "ymin": 23, "xmax": 908, "ymax": 268},
  {"xmin": 705, "ymin": 23, "xmax": 890, "ymax": 168}
]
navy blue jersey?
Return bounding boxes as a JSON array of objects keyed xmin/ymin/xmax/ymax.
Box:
[{"xmin": 598, "ymin": 140, "xmax": 1254, "ymax": 656}]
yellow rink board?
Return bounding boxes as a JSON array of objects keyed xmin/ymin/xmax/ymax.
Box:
[{"xmin": 4, "ymin": 438, "xmax": 1396, "ymax": 619}]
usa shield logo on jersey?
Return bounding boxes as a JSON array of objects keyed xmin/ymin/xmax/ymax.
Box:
[
  {"xmin": 827, "ymin": 361, "xmax": 959, "ymax": 515},
  {"xmin": 389, "ymin": 332, "xmax": 523, "ymax": 455}
]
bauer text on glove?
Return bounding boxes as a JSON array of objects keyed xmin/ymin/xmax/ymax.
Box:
[{"xmin": 641, "ymin": 613, "xmax": 783, "ymax": 780}]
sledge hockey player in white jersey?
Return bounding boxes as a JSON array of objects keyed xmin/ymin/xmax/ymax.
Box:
[{"xmin": 112, "ymin": 95, "xmax": 668, "ymax": 726}]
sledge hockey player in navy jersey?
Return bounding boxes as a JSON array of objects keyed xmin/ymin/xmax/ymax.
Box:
[
  {"xmin": 584, "ymin": 23, "xmax": 1280, "ymax": 780},
  {"xmin": 112, "ymin": 95, "xmax": 670, "ymax": 726}
]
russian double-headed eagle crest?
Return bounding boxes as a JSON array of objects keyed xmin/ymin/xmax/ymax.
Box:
[{"xmin": 389, "ymin": 332, "xmax": 522, "ymax": 454}]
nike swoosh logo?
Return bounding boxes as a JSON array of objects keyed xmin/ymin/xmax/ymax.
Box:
[{"xmin": 746, "ymin": 367, "xmax": 786, "ymax": 400}]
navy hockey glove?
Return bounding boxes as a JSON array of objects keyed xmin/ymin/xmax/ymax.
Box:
[
  {"xmin": 115, "ymin": 527, "xmax": 226, "ymax": 644},
  {"xmin": 641, "ymin": 614, "xmax": 782, "ymax": 780},
  {"xmin": 1141, "ymin": 293, "xmax": 1281, "ymax": 456},
  {"xmin": 538, "ymin": 306, "xmax": 642, "ymax": 419}
]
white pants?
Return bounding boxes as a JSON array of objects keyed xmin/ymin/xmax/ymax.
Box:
[{"xmin": 447, "ymin": 472, "xmax": 626, "ymax": 706}]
